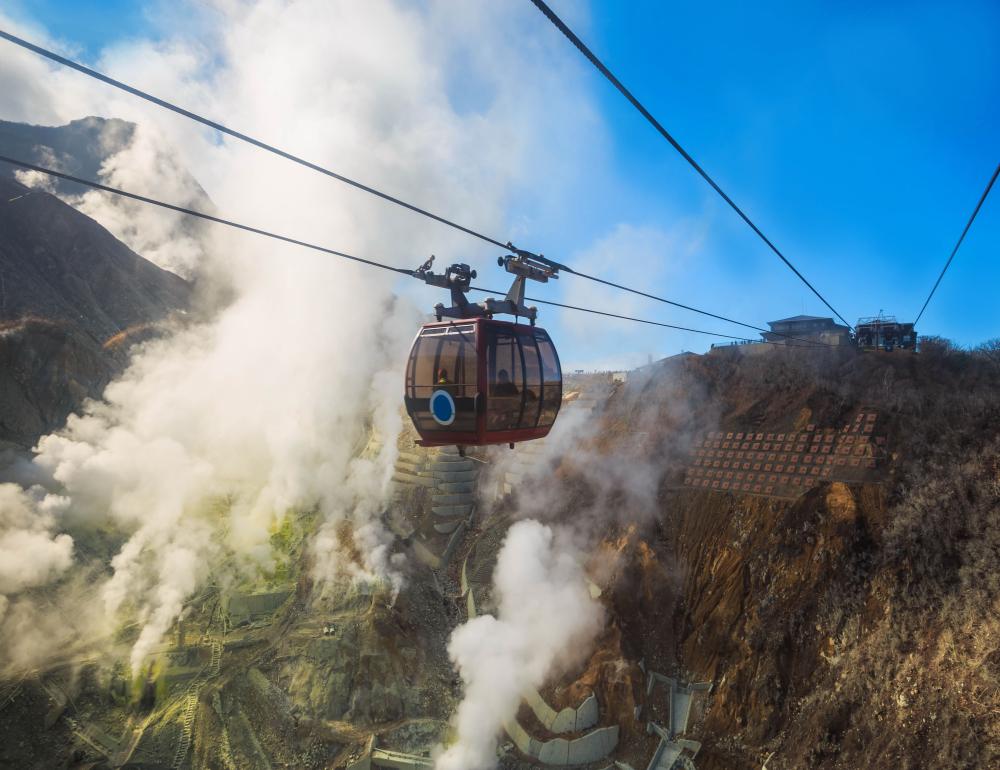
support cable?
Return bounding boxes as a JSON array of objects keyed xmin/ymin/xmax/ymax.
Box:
[
  {"xmin": 468, "ymin": 287, "xmax": 820, "ymax": 347},
  {"xmin": 0, "ymin": 28, "xmax": 510, "ymax": 251},
  {"xmin": 914, "ymin": 161, "xmax": 999, "ymax": 325},
  {"xmin": 0, "ymin": 154, "xmax": 809, "ymax": 347},
  {"xmin": 0, "ymin": 155, "xmax": 413, "ymax": 277},
  {"xmin": 544, "ymin": 257, "xmax": 831, "ymax": 346},
  {"xmin": 1, "ymin": 28, "xmax": 830, "ymax": 348},
  {"xmin": 527, "ymin": 0, "xmax": 853, "ymax": 331}
]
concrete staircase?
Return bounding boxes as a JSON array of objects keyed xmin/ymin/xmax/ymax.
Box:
[
  {"xmin": 171, "ymin": 691, "xmax": 198, "ymax": 770},
  {"xmin": 208, "ymin": 640, "xmax": 223, "ymax": 678},
  {"xmin": 170, "ymin": 641, "xmax": 225, "ymax": 769},
  {"xmin": 427, "ymin": 446, "xmax": 477, "ymax": 534}
]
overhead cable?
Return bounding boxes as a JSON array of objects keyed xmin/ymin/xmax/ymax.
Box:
[
  {"xmin": 527, "ymin": 0, "xmax": 853, "ymax": 331},
  {"xmin": 914, "ymin": 161, "xmax": 999, "ymax": 325},
  {"xmin": 0, "ymin": 28, "xmax": 510, "ymax": 251},
  {"xmin": 0, "ymin": 154, "xmax": 807, "ymax": 348},
  {"xmin": 468, "ymin": 288, "xmax": 820, "ymax": 348},
  {"xmin": 2, "ymin": 28, "xmax": 829, "ymax": 348},
  {"xmin": 0, "ymin": 155, "xmax": 413, "ymax": 276},
  {"xmin": 541, "ymin": 257, "xmax": 832, "ymax": 347}
]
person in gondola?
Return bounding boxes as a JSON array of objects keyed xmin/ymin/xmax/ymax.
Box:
[
  {"xmin": 494, "ymin": 368, "xmax": 518, "ymax": 396},
  {"xmin": 437, "ymin": 367, "xmax": 451, "ymax": 385}
]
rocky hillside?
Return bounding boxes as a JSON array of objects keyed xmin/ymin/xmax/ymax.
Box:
[
  {"xmin": 0, "ymin": 174, "xmax": 191, "ymax": 447},
  {"xmin": 541, "ymin": 344, "xmax": 1000, "ymax": 770}
]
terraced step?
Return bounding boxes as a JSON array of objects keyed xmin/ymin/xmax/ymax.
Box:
[
  {"xmin": 437, "ymin": 481, "xmax": 475, "ymax": 494},
  {"xmin": 391, "ymin": 471, "xmax": 435, "ymax": 488},
  {"xmin": 429, "ymin": 457, "xmax": 476, "ymax": 470},
  {"xmin": 394, "ymin": 459, "xmax": 423, "ymax": 474},
  {"xmin": 432, "ymin": 492, "xmax": 475, "ymax": 506},
  {"xmin": 433, "ymin": 504, "xmax": 472, "ymax": 518},
  {"xmin": 209, "ymin": 642, "xmax": 222, "ymax": 678},
  {"xmin": 433, "ymin": 470, "xmax": 478, "ymax": 483},
  {"xmin": 434, "ymin": 520, "xmax": 462, "ymax": 534}
]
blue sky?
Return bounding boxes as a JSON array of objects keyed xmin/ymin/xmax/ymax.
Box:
[
  {"xmin": 4, "ymin": 0, "xmax": 999, "ymax": 367},
  {"xmin": 525, "ymin": 0, "xmax": 999, "ymax": 363}
]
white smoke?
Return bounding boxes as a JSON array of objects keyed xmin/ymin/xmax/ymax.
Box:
[
  {"xmin": 0, "ymin": 483, "xmax": 80, "ymax": 674},
  {"xmin": 0, "ymin": 0, "xmax": 604, "ymax": 675},
  {"xmin": 436, "ymin": 519, "xmax": 604, "ymax": 769},
  {"xmin": 73, "ymin": 123, "xmax": 212, "ymax": 278},
  {"xmin": 437, "ymin": 363, "xmax": 702, "ymax": 766},
  {"xmin": 0, "ymin": 484, "xmax": 72, "ymax": 607},
  {"xmin": 31, "ymin": 256, "xmax": 419, "ymax": 672}
]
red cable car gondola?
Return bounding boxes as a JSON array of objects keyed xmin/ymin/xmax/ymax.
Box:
[{"xmin": 404, "ymin": 252, "xmax": 563, "ymax": 450}]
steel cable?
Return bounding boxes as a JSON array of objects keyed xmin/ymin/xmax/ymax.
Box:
[{"xmin": 527, "ymin": 0, "xmax": 853, "ymax": 331}]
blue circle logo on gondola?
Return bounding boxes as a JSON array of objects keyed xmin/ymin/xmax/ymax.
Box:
[{"xmin": 430, "ymin": 389, "xmax": 456, "ymax": 426}]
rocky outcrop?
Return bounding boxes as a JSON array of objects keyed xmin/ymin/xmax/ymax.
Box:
[{"xmin": 0, "ymin": 175, "xmax": 190, "ymax": 446}]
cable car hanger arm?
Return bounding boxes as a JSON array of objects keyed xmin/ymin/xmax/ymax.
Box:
[{"xmin": 411, "ymin": 249, "xmax": 558, "ymax": 324}]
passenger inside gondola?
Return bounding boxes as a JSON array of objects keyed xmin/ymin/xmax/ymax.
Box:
[{"xmin": 494, "ymin": 369, "xmax": 518, "ymax": 396}]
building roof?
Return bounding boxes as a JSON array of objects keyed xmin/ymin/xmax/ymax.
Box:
[{"xmin": 769, "ymin": 314, "xmax": 834, "ymax": 324}]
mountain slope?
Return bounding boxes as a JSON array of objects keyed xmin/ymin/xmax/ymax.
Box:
[
  {"xmin": 0, "ymin": 176, "xmax": 190, "ymax": 341},
  {"xmin": 0, "ymin": 175, "xmax": 191, "ymax": 447}
]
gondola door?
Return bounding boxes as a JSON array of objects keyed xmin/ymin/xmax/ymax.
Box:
[
  {"xmin": 486, "ymin": 326, "xmax": 524, "ymax": 433},
  {"xmin": 405, "ymin": 322, "xmax": 479, "ymax": 445}
]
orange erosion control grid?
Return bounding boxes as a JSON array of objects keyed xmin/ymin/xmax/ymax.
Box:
[{"xmin": 682, "ymin": 409, "xmax": 887, "ymax": 500}]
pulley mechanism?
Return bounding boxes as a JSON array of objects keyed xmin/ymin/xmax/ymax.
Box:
[{"xmin": 412, "ymin": 244, "xmax": 559, "ymax": 325}]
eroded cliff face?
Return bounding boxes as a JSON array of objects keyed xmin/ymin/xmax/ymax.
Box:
[{"xmin": 571, "ymin": 345, "xmax": 1000, "ymax": 769}]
